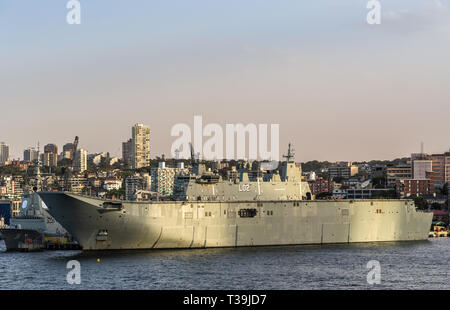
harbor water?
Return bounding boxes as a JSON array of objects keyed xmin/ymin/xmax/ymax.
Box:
[{"xmin": 0, "ymin": 238, "xmax": 449, "ymax": 290}]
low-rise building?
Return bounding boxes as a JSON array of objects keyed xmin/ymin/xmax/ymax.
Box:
[
  {"xmin": 386, "ymin": 165, "xmax": 411, "ymax": 188},
  {"xmin": 88, "ymin": 177, "xmax": 102, "ymax": 188},
  {"xmin": 103, "ymin": 179, "xmax": 122, "ymax": 191},
  {"xmin": 396, "ymin": 179, "xmax": 432, "ymax": 198},
  {"xmin": 308, "ymin": 177, "xmax": 334, "ymax": 195},
  {"xmin": 329, "ymin": 162, "xmax": 358, "ymax": 180},
  {"xmin": 370, "ymin": 165, "xmax": 386, "ymax": 179},
  {"xmin": 333, "ymin": 188, "xmax": 393, "ymax": 199},
  {"xmin": 67, "ymin": 176, "xmax": 88, "ymax": 194},
  {"xmin": 90, "ymin": 152, "xmax": 108, "ymax": 166},
  {"xmin": 125, "ymin": 174, "xmax": 151, "ymax": 201},
  {"xmin": 150, "ymin": 162, "xmax": 189, "ymax": 197}
]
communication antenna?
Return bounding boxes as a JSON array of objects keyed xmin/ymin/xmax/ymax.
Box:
[
  {"xmin": 35, "ymin": 141, "xmax": 42, "ymax": 192},
  {"xmin": 421, "ymin": 141, "xmax": 424, "ymax": 154},
  {"xmin": 283, "ymin": 143, "xmax": 295, "ymax": 163}
]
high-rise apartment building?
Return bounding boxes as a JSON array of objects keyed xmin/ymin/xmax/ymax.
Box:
[
  {"xmin": 74, "ymin": 149, "xmax": 87, "ymax": 172},
  {"xmin": 43, "ymin": 144, "xmax": 58, "ymax": 167},
  {"xmin": 23, "ymin": 147, "xmax": 39, "ymax": 163},
  {"xmin": 0, "ymin": 143, "xmax": 10, "ymax": 165},
  {"xmin": 63, "ymin": 143, "xmax": 76, "ymax": 160},
  {"xmin": 122, "ymin": 139, "xmax": 132, "ymax": 168},
  {"xmin": 132, "ymin": 123, "xmax": 150, "ymax": 169}
]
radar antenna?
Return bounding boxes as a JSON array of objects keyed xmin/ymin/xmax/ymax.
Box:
[{"xmin": 283, "ymin": 143, "xmax": 295, "ymax": 163}]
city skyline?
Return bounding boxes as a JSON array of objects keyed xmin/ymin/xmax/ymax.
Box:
[
  {"xmin": 1, "ymin": 0, "xmax": 450, "ymax": 162},
  {"xmin": 1, "ymin": 133, "xmax": 449, "ymax": 164}
]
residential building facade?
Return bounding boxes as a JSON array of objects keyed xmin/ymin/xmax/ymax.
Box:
[
  {"xmin": 132, "ymin": 124, "xmax": 150, "ymax": 169},
  {"xmin": 0, "ymin": 142, "xmax": 9, "ymax": 165},
  {"xmin": 122, "ymin": 139, "xmax": 132, "ymax": 168},
  {"xmin": 396, "ymin": 179, "xmax": 433, "ymax": 197},
  {"xmin": 386, "ymin": 165, "xmax": 412, "ymax": 187},
  {"xmin": 23, "ymin": 147, "xmax": 39, "ymax": 163},
  {"xmin": 74, "ymin": 149, "xmax": 87, "ymax": 172},
  {"xmin": 308, "ymin": 177, "xmax": 334, "ymax": 195},
  {"xmin": 329, "ymin": 162, "xmax": 358, "ymax": 179},
  {"xmin": 150, "ymin": 162, "xmax": 188, "ymax": 197},
  {"xmin": 43, "ymin": 143, "xmax": 58, "ymax": 167}
]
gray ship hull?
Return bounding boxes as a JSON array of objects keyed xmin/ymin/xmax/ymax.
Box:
[
  {"xmin": 38, "ymin": 192, "xmax": 433, "ymax": 251},
  {"xmin": 0, "ymin": 228, "xmax": 43, "ymax": 251}
]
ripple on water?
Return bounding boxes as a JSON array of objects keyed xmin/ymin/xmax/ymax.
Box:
[{"xmin": 0, "ymin": 239, "xmax": 449, "ymax": 289}]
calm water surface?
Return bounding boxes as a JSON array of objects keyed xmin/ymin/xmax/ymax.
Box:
[{"xmin": 0, "ymin": 238, "xmax": 449, "ymax": 290}]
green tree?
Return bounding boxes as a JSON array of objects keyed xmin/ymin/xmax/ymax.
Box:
[
  {"xmin": 443, "ymin": 183, "xmax": 449, "ymax": 196},
  {"xmin": 412, "ymin": 196, "xmax": 428, "ymax": 210}
]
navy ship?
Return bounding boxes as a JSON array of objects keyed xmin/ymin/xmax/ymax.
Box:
[
  {"xmin": 38, "ymin": 145, "xmax": 433, "ymax": 251},
  {"xmin": 0, "ymin": 148, "xmax": 68, "ymax": 251}
]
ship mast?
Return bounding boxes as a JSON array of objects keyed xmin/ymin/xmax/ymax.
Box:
[
  {"xmin": 35, "ymin": 141, "xmax": 42, "ymax": 192},
  {"xmin": 283, "ymin": 143, "xmax": 295, "ymax": 163}
]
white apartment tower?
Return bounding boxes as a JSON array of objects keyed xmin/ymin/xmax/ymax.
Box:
[
  {"xmin": 132, "ymin": 123, "xmax": 150, "ymax": 169},
  {"xmin": 74, "ymin": 149, "xmax": 88, "ymax": 172}
]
